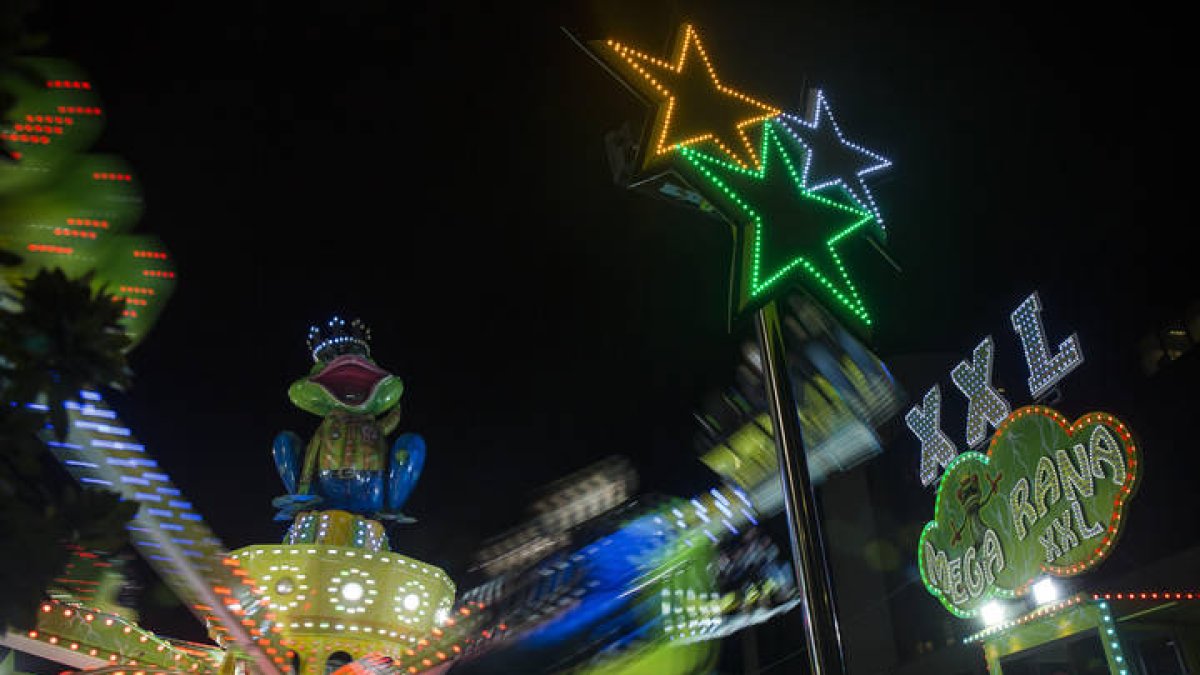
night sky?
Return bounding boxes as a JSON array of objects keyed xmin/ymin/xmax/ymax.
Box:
[{"xmin": 25, "ymin": 0, "xmax": 1198, "ymax": 644}]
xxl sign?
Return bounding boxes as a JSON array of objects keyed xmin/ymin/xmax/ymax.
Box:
[
  {"xmin": 906, "ymin": 292, "xmax": 1085, "ymax": 486},
  {"xmin": 918, "ymin": 406, "xmax": 1141, "ymax": 616},
  {"xmin": 905, "ymin": 292, "xmax": 1142, "ymax": 617}
]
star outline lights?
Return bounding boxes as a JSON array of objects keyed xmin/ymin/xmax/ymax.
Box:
[
  {"xmin": 678, "ymin": 118, "xmax": 876, "ymax": 324},
  {"xmin": 576, "ymin": 22, "xmax": 895, "ymax": 325},
  {"xmin": 600, "ymin": 24, "xmax": 781, "ymax": 170},
  {"xmin": 778, "ymin": 89, "xmax": 891, "ymax": 227}
]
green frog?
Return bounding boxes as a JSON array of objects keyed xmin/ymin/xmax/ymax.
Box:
[{"xmin": 271, "ymin": 317, "xmax": 424, "ymax": 522}]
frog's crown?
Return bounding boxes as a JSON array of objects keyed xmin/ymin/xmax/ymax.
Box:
[{"xmin": 306, "ymin": 315, "xmax": 372, "ymax": 363}]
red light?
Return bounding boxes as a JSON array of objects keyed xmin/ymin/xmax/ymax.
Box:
[
  {"xmin": 45, "ymin": 80, "xmax": 92, "ymax": 89},
  {"xmin": 92, "ymin": 172, "xmax": 132, "ymax": 182}
]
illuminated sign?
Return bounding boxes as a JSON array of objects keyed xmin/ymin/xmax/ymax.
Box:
[
  {"xmin": 907, "ymin": 291, "xmax": 1084, "ymax": 486},
  {"xmin": 677, "ymin": 120, "xmax": 875, "ymax": 324},
  {"xmin": 918, "ymin": 406, "xmax": 1140, "ymax": 617},
  {"xmin": 583, "ymin": 23, "xmax": 892, "ymax": 325},
  {"xmin": 906, "ymin": 292, "xmax": 1141, "ymax": 617}
]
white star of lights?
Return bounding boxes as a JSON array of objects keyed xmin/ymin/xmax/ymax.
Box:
[{"xmin": 777, "ymin": 89, "xmax": 892, "ymax": 227}]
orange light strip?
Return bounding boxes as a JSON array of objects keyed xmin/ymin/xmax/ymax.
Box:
[
  {"xmin": 54, "ymin": 227, "xmax": 98, "ymax": 239},
  {"xmin": 67, "ymin": 217, "xmax": 110, "ymax": 229},
  {"xmin": 604, "ymin": 24, "xmax": 779, "ymax": 169},
  {"xmin": 27, "ymin": 243, "xmax": 74, "ymax": 255},
  {"xmin": 1095, "ymin": 591, "xmax": 1198, "ymax": 601}
]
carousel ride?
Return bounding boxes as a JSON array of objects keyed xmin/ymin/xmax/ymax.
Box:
[
  {"xmin": 11, "ymin": 315, "xmax": 455, "ymax": 675},
  {"xmin": 231, "ymin": 316, "xmax": 455, "ymax": 673}
]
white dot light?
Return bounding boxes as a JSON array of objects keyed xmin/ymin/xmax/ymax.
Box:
[
  {"xmin": 435, "ymin": 607, "xmax": 449, "ymax": 625},
  {"xmin": 402, "ymin": 593, "xmax": 420, "ymax": 611},
  {"xmin": 980, "ymin": 601, "xmax": 1005, "ymax": 626},
  {"xmin": 1032, "ymin": 578, "xmax": 1059, "ymax": 606},
  {"xmin": 341, "ymin": 582, "xmax": 364, "ymax": 602}
]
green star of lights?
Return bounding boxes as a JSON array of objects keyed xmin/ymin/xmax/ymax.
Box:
[{"xmin": 678, "ymin": 119, "xmax": 876, "ymax": 324}]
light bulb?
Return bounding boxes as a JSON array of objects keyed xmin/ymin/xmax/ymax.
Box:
[
  {"xmin": 341, "ymin": 582, "xmax": 364, "ymax": 602},
  {"xmin": 980, "ymin": 601, "xmax": 1005, "ymax": 626},
  {"xmin": 1032, "ymin": 578, "xmax": 1059, "ymax": 605}
]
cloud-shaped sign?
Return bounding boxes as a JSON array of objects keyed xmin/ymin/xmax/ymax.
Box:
[{"xmin": 918, "ymin": 406, "xmax": 1140, "ymax": 617}]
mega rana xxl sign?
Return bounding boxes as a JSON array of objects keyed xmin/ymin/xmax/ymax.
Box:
[
  {"xmin": 919, "ymin": 406, "xmax": 1140, "ymax": 616},
  {"xmin": 907, "ymin": 293, "xmax": 1143, "ymax": 617}
]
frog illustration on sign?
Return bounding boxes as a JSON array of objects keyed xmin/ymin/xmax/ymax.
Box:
[
  {"xmin": 270, "ymin": 316, "xmax": 425, "ymax": 522},
  {"xmin": 950, "ymin": 470, "xmax": 1003, "ymax": 547}
]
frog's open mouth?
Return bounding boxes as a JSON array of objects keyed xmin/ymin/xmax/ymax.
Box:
[{"xmin": 309, "ymin": 354, "xmax": 389, "ymax": 406}]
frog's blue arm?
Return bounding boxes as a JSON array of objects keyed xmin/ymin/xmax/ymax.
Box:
[
  {"xmin": 386, "ymin": 432, "xmax": 426, "ymax": 514},
  {"xmin": 272, "ymin": 430, "xmax": 303, "ymax": 494}
]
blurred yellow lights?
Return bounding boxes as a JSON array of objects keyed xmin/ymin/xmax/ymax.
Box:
[{"xmin": 603, "ymin": 24, "xmax": 780, "ymax": 170}]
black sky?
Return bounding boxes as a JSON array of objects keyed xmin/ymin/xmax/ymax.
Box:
[{"xmin": 25, "ymin": 0, "xmax": 1198, "ymax": 642}]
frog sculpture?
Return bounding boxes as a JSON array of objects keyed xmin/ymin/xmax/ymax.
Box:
[{"xmin": 271, "ymin": 316, "xmax": 425, "ymax": 522}]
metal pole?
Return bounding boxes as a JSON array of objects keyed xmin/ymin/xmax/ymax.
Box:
[
  {"xmin": 754, "ymin": 299, "xmax": 846, "ymax": 675},
  {"xmin": 742, "ymin": 624, "xmax": 761, "ymax": 675}
]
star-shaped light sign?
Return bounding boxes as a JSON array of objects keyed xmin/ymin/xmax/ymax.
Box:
[
  {"xmin": 778, "ymin": 90, "xmax": 892, "ymax": 227},
  {"xmin": 594, "ymin": 24, "xmax": 780, "ymax": 170},
  {"xmin": 678, "ymin": 119, "xmax": 875, "ymax": 324},
  {"xmin": 578, "ymin": 23, "xmax": 891, "ymax": 326}
]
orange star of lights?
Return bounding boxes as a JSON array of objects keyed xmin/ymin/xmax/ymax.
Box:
[{"xmin": 601, "ymin": 24, "xmax": 781, "ymax": 170}]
